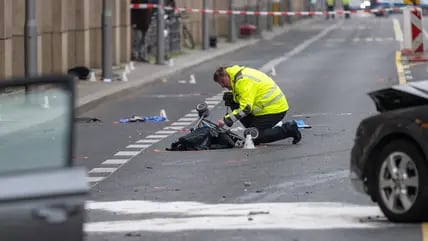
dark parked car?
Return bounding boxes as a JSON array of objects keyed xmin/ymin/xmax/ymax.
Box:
[
  {"xmin": 0, "ymin": 76, "xmax": 88, "ymax": 240},
  {"xmin": 350, "ymin": 80, "xmax": 428, "ymax": 222}
]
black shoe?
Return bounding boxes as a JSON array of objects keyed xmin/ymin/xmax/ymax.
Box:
[{"xmin": 291, "ymin": 121, "xmax": 302, "ymax": 144}]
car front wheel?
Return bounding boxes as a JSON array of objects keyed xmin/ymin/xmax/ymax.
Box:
[{"xmin": 374, "ymin": 140, "xmax": 428, "ymax": 222}]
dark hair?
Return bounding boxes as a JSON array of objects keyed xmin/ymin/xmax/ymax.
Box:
[{"xmin": 213, "ymin": 66, "xmax": 227, "ymax": 82}]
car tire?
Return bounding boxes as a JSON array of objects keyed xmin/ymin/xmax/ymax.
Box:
[{"xmin": 373, "ymin": 139, "xmax": 428, "ymax": 222}]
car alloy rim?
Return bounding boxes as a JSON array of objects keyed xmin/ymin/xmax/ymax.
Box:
[{"xmin": 379, "ymin": 151, "xmax": 419, "ymax": 214}]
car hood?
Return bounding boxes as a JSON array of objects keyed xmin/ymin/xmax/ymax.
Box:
[{"xmin": 368, "ymin": 80, "xmax": 428, "ymax": 112}]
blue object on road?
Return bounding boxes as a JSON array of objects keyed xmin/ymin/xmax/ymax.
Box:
[
  {"xmin": 294, "ymin": 119, "xmax": 311, "ymax": 129},
  {"xmin": 143, "ymin": 116, "xmax": 167, "ymax": 122}
]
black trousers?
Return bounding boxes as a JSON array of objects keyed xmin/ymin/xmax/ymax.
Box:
[{"xmin": 239, "ymin": 112, "xmax": 295, "ymax": 145}]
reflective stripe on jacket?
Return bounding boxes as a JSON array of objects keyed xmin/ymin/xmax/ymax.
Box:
[{"xmin": 223, "ymin": 65, "xmax": 289, "ymax": 126}]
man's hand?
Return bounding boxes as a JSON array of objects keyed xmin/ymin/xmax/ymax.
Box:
[{"xmin": 217, "ymin": 120, "xmax": 225, "ymax": 128}]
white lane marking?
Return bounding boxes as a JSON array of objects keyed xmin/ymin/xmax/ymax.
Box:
[
  {"xmin": 146, "ymin": 134, "xmax": 169, "ymax": 139},
  {"xmin": 393, "ymin": 18, "xmax": 403, "ymax": 42},
  {"xmin": 89, "ymin": 168, "xmax": 117, "ymax": 174},
  {"xmin": 365, "ymin": 37, "xmax": 373, "ymax": 42},
  {"xmin": 405, "ymin": 70, "xmax": 412, "ymax": 75},
  {"xmin": 102, "ymin": 159, "xmax": 129, "ymax": 165},
  {"xmin": 136, "ymin": 139, "xmax": 161, "ymax": 144},
  {"xmin": 185, "ymin": 113, "xmax": 199, "ymax": 117},
  {"xmin": 177, "ymin": 118, "xmax": 197, "ymax": 122},
  {"xmin": 260, "ymin": 21, "xmax": 341, "ymax": 73},
  {"xmin": 171, "ymin": 122, "xmax": 193, "ymax": 126},
  {"xmin": 156, "ymin": 130, "xmax": 177, "ymax": 134},
  {"xmin": 207, "ymin": 105, "xmax": 216, "ymax": 109},
  {"xmin": 164, "ymin": 126, "xmax": 187, "ymax": 130},
  {"xmin": 178, "ymin": 80, "xmax": 187, "ymax": 84},
  {"xmin": 352, "ymin": 38, "xmax": 361, "ymax": 42},
  {"xmin": 85, "ymin": 201, "xmax": 393, "ymax": 233},
  {"xmin": 126, "ymin": 144, "xmax": 151, "ymax": 149},
  {"xmin": 114, "ymin": 151, "xmax": 140, "ymax": 156},
  {"xmin": 204, "ymin": 100, "xmax": 220, "ymax": 105},
  {"xmin": 407, "ymin": 75, "xmax": 414, "ymax": 80},
  {"xmin": 87, "ymin": 176, "xmax": 105, "ymax": 183}
]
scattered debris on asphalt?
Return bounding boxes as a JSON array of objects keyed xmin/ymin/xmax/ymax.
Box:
[{"xmin": 75, "ymin": 117, "xmax": 102, "ymax": 123}]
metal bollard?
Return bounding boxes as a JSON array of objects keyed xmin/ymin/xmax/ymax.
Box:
[
  {"xmin": 102, "ymin": 0, "xmax": 113, "ymax": 81},
  {"xmin": 156, "ymin": 0, "xmax": 165, "ymax": 65},
  {"xmin": 202, "ymin": 0, "xmax": 210, "ymax": 50},
  {"xmin": 228, "ymin": 0, "xmax": 236, "ymax": 42},
  {"xmin": 267, "ymin": 0, "xmax": 273, "ymax": 31},
  {"xmin": 25, "ymin": 0, "xmax": 38, "ymax": 79}
]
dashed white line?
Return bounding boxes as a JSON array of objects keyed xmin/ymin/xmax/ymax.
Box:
[
  {"xmin": 207, "ymin": 105, "xmax": 216, "ymax": 109},
  {"xmin": 171, "ymin": 122, "xmax": 193, "ymax": 126},
  {"xmin": 114, "ymin": 151, "xmax": 140, "ymax": 156},
  {"xmin": 204, "ymin": 100, "xmax": 220, "ymax": 105},
  {"xmin": 177, "ymin": 118, "xmax": 197, "ymax": 122},
  {"xmin": 156, "ymin": 130, "xmax": 177, "ymax": 134},
  {"xmin": 102, "ymin": 159, "xmax": 129, "ymax": 165},
  {"xmin": 89, "ymin": 168, "xmax": 117, "ymax": 174},
  {"xmin": 164, "ymin": 126, "xmax": 187, "ymax": 130},
  {"xmin": 185, "ymin": 113, "xmax": 199, "ymax": 117},
  {"xmin": 88, "ymin": 176, "xmax": 105, "ymax": 183},
  {"xmin": 126, "ymin": 144, "xmax": 151, "ymax": 149},
  {"xmin": 146, "ymin": 134, "xmax": 169, "ymax": 139},
  {"xmin": 136, "ymin": 139, "xmax": 161, "ymax": 144}
]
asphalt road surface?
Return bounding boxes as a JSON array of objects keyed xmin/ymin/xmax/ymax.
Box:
[{"xmin": 76, "ymin": 13, "xmax": 424, "ymax": 241}]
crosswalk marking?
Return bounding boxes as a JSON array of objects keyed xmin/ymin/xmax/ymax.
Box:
[
  {"xmin": 126, "ymin": 144, "xmax": 151, "ymax": 149},
  {"xmin": 89, "ymin": 168, "xmax": 117, "ymax": 174},
  {"xmin": 102, "ymin": 159, "xmax": 129, "ymax": 165},
  {"xmin": 114, "ymin": 151, "xmax": 140, "ymax": 156},
  {"xmin": 85, "ymin": 201, "xmax": 393, "ymax": 233}
]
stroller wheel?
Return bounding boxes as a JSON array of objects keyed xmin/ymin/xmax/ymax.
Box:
[
  {"xmin": 196, "ymin": 103, "xmax": 209, "ymax": 117},
  {"xmin": 243, "ymin": 127, "xmax": 259, "ymax": 139}
]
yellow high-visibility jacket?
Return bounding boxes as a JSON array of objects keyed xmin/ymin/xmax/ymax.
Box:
[
  {"xmin": 223, "ymin": 65, "xmax": 289, "ymax": 126},
  {"xmin": 342, "ymin": 0, "xmax": 349, "ymax": 5},
  {"xmin": 327, "ymin": 0, "xmax": 335, "ymax": 6}
]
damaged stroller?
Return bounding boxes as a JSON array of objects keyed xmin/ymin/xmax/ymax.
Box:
[{"xmin": 166, "ymin": 102, "xmax": 259, "ymax": 151}]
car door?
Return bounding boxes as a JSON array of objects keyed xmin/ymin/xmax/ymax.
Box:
[{"xmin": 0, "ymin": 76, "xmax": 88, "ymax": 241}]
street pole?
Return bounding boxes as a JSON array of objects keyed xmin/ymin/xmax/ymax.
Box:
[
  {"xmin": 202, "ymin": 0, "xmax": 209, "ymax": 50},
  {"xmin": 228, "ymin": 0, "xmax": 236, "ymax": 42},
  {"xmin": 267, "ymin": 0, "xmax": 273, "ymax": 31},
  {"xmin": 102, "ymin": 0, "xmax": 113, "ymax": 82},
  {"xmin": 25, "ymin": 0, "xmax": 38, "ymax": 79},
  {"xmin": 156, "ymin": 0, "xmax": 165, "ymax": 65}
]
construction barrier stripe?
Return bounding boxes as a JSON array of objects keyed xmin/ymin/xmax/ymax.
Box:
[{"xmin": 130, "ymin": 4, "xmax": 407, "ymax": 15}]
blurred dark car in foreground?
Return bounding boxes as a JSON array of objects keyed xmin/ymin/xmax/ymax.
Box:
[
  {"xmin": 350, "ymin": 80, "xmax": 428, "ymax": 222},
  {"xmin": 0, "ymin": 76, "xmax": 88, "ymax": 240}
]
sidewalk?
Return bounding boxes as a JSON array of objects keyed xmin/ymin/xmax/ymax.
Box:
[{"xmin": 75, "ymin": 17, "xmax": 319, "ymax": 114}]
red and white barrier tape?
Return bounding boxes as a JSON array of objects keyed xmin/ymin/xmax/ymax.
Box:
[{"xmin": 130, "ymin": 3, "xmax": 403, "ymax": 16}]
